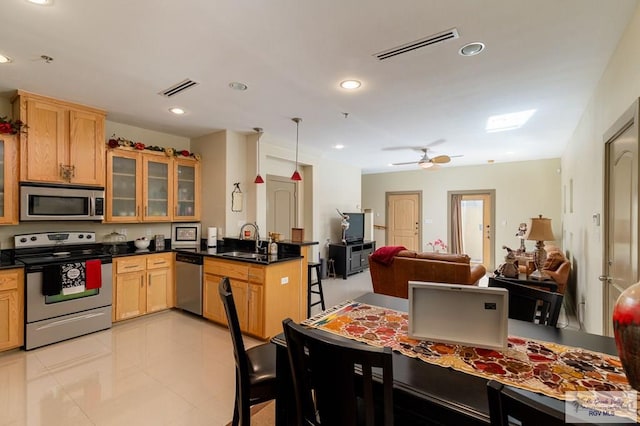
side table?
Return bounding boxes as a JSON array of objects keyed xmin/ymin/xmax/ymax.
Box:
[{"xmin": 491, "ymin": 273, "xmax": 559, "ymax": 293}]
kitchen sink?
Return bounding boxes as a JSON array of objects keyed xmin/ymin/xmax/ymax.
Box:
[{"xmin": 220, "ymin": 251, "xmax": 267, "ymax": 261}]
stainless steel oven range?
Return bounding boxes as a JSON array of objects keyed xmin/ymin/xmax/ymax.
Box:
[{"xmin": 14, "ymin": 231, "xmax": 113, "ymax": 350}]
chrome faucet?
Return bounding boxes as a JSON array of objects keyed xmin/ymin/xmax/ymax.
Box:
[{"xmin": 239, "ymin": 222, "xmax": 263, "ymax": 253}]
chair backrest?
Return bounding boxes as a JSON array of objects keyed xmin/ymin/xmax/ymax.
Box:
[
  {"xmin": 282, "ymin": 318, "xmax": 394, "ymax": 426},
  {"xmin": 487, "ymin": 380, "xmax": 567, "ymax": 426},
  {"xmin": 218, "ymin": 277, "xmax": 250, "ymax": 407},
  {"xmin": 488, "ymin": 277, "xmax": 563, "ymax": 326}
]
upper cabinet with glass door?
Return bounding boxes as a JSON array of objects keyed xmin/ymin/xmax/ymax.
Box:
[
  {"xmin": 106, "ymin": 149, "xmax": 141, "ymax": 223},
  {"xmin": 173, "ymin": 157, "xmax": 200, "ymax": 221},
  {"xmin": 0, "ymin": 134, "xmax": 19, "ymax": 225},
  {"xmin": 142, "ymin": 152, "xmax": 172, "ymax": 222},
  {"xmin": 105, "ymin": 147, "xmax": 200, "ymax": 223}
]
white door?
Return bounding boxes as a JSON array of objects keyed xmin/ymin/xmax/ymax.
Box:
[
  {"xmin": 267, "ymin": 175, "xmax": 297, "ymax": 240},
  {"xmin": 603, "ymin": 103, "xmax": 638, "ymax": 336}
]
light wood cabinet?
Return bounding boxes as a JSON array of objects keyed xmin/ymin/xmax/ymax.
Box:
[
  {"xmin": 203, "ymin": 257, "xmax": 302, "ymax": 339},
  {"xmin": 113, "ymin": 252, "xmax": 174, "ymax": 322},
  {"xmin": 11, "ymin": 90, "xmax": 106, "ymax": 186},
  {"xmin": 106, "ymin": 149, "xmax": 200, "ymax": 223},
  {"xmin": 0, "ymin": 134, "xmax": 19, "ymax": 225},
  {"xmin": 0, "ymin": 268, "xmax": 24, "ymax": 352},
  {"xmin": 173, "ymin": 157, "xmax": 201, "ymax": 221}
]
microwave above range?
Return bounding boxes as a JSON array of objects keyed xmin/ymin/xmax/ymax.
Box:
[{"xmin": 20, "ymin": 183, "xmax": 105, "ymax": 221}]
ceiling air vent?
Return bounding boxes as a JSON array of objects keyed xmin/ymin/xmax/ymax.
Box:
[
  {"xmin": 159, "ymin": 79, "xmax": 199, "ymax": 97},
  {"xmin": 373, "ymin": 28, "xmax": 459, "ymax": 61}
]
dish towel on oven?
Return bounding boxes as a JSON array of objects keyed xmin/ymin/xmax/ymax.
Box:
[
  {"xmin": 43, "ymin": 262, "xmax": 86, "ymax": 296},
  {"xmin": 85, "ymin": 259, "xmax": 102, "ymax": 289}
]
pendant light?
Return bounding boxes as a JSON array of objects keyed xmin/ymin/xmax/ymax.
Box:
[
  {"xmin": 291, "ymin": 117, "xmax": 302, "ymax": 181},
  {"xmin": 253, "ymin": 127, "xmax": 264, "ymax": 184}
]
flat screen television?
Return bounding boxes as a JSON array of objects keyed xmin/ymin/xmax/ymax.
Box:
[{"xmin": 344, "ymin": 212, "xmax": 365, "ymax": 243}]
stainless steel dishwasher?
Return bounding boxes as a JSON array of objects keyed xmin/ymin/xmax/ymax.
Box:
[{"xmin": 175, "ymin": 252, "xmax": 203, "ymax": 315}]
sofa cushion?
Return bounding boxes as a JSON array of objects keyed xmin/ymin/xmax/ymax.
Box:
[
  {"xmin": 396, "ymin": 250, "xmax": 417, "ymax": 258},
  {"xmin": 415, "ymin": 252, "xmax": 470, "ymax": 264}
]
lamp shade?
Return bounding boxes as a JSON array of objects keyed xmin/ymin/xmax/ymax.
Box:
[{"xmin": 524, "ymin": 215, "xmax": 554, "ymax": 241}]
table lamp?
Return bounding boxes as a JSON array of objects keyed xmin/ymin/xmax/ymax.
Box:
[{"xmin": 524, "ymin": 215, "xmax": 555, "ymax": 280}]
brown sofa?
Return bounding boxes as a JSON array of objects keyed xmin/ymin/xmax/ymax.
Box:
[{"xmin": 369, "ymin": 250, "xmax": 487, "ymax": 299}]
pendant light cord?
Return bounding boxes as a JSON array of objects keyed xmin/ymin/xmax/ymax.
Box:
[{"xmin": 295, "ymin": 119, "xmax": 299, "ymax": 169}]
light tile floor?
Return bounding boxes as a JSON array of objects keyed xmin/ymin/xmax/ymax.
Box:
[
  {"xmin": 0, "ymin": 270, "xmax": 578, "ymax": 425},
  {"xmin": 0, "ymin": 271, "xmax": 373, "ymax": 426}
]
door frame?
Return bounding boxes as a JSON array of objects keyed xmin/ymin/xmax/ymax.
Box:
[
  {"xmin": 602, "ymin": 99, "xmax": 639, "ymax": 336},
  {"xmin": 447, "ymin": 189, "xmax": 496, "ymax": 270},
  {"xmin": 385, "ymin": 191, "xmax": 422, "ymax": 250}
]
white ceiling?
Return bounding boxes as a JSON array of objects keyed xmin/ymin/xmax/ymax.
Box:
[{"xmin": 1, "ymin": 0, "xmax": 637, "ymax": 173}]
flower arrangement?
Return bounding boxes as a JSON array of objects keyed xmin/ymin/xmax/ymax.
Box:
[
  {"xmin": 427, "ymin": 238, "xmax": 448, "ymax": 252},
  {"xmin": 106, "ymin": 134, "xmax": 201, "ymax": 160},
  {"xmin": 0, "ymin": 116, "xmax": 27, "ymax": 135}
]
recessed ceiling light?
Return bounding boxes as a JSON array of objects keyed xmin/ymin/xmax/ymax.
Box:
[
  {"xmin": 459, "ymin": 42, "xmax": 485, "ymax": 57},
  {"xmin": 334, "ymin": 144, "xmax": 345, "ymax": 150},
  {"xmin": 229, "ymin": 82, "xmax": 248, "ymax": 91},
  {"xmin": 486, "ymin": 109, "xmax": 536, "ymax": 132},
  {"xmin": 0, "ymin": 54, "xmax": 12, "ymax": 64},
  {"xmin": 340, "ymin": 80, "xmax": 361, "ymax": 90},
  {"xmin": 26, "ymin": 0, "xmax": 53, "ymax": 5},
  {"xmin": 169, "ymin": 107, "xmax": 185, "ymax": 115}
]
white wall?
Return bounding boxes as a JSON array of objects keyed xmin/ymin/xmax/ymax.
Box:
[
  {"xmin": 191, "ymin": 130, "xmax": 227, "ymax": 236},
  {"xmin": 362, "ymin": 159, "xmax": 562, "ymax": 268},
  {"xmin": 561, "ymin": 3, "xmax": 640, "ymax": 334},
  {"xmin": 106, "ymin": 122, "xmax": 190, "ymax": 151}
]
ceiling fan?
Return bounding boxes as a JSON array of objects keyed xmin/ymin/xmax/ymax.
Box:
[{"xmin": 391, "ymin": 148, "xmax": 462, "ymax": 169}]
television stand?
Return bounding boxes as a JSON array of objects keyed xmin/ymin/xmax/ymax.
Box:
[{"xmin": 329, "ymin": 241, "xmax": 376, "ymax": 279}]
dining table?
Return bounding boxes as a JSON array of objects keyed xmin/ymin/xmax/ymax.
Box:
[{"xmin": 270, "ymin": 292, "xmax": 627, "ymax": 426}]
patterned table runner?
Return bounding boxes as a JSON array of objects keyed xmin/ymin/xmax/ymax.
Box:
[{"xmin": 303, "ymin": 301, "xmax": 639, "ymax": 422}]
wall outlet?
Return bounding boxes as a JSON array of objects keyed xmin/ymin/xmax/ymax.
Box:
[
  {"xmin": 146, "ymin": 228, "xmax": 152, "ymax": 236},
  {"xmin": 281, "ymin": 277, "xmax": 289, "ymax": 285}
]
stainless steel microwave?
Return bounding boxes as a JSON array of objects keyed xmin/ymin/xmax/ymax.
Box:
[{"xmin": 20, "ymin": 183, "xmax": 105, "ymax": 221}]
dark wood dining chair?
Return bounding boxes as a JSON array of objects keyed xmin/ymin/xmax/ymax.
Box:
[
  {"xmin": 282, "ymin": 317, "xmax": 394, "ymax": 426},
  {"xmin": 488, "ymin": 277, "xmax": 563, "ymax": 326},
  {"xmin": 219, "ymin": 277, "xmax": 277, "ymax": 426},
  {"xmin": 487, "ymin": 380, "xmax": 568, "ymax": 426}
]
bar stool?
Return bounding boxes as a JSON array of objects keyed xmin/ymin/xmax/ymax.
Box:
[{"xmin": 307, "ymin": 262, "xmax": 326, "ymax": 317}]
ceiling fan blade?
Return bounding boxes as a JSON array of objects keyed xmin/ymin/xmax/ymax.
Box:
[
  {"xmin": 431, "ymin": 155, "xmax": 451, "ymax": 164},
  {"xmin": 425, "ymin": 138, "xmax": 446, "ymax": 148},
  {"xmin": 382, "ymin": 145, "xmax": 429, "ymax": 152},
  {"xmin": 391, "ymin": 161, "xmax": 419, "ymax": 166}
]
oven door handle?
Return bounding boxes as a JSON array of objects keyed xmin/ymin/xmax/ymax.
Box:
[{"xmin": 36, "ymin": 311, "xmax": 107, "ymax": 330}]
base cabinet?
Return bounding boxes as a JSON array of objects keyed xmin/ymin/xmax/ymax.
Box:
[
  {"xmin": 113, "ymin": 253, "xmax": 174, "ymax": 322},
  {"xmin": 203, "ymin": 257, "xmax": 300, "ymax": 339},
  {"xmin": 0, "ymin": 268, "xmax": 24, "ymax": 352},
  {"xmin": 329, "ymin": 241, "xmax": 376, "ymax": 279}
]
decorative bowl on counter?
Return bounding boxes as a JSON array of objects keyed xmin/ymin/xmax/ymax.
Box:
[{"xmin": 134, "ymin": 238, "xmax": 151, "ymax": 250}]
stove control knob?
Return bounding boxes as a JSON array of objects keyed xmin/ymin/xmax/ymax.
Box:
[
  {"xmin": 30, "ymin": 236, "xmax": 37, "ymax": 241},
  {"xmin": 19, "ymin": 237, "xmax": 27, "ymax": 243},
  {"xmin": 78, "ymin": 234, "xmax": 84, "ymax": 239},
  {"xmin": 86, "ymin": 234, "xmax": 92, "ymax": 240}
]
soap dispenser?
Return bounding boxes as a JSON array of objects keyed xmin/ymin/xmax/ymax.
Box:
[{"xmin": 269, "ymin": 238, "xmax": 278, "ymax": 255}]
